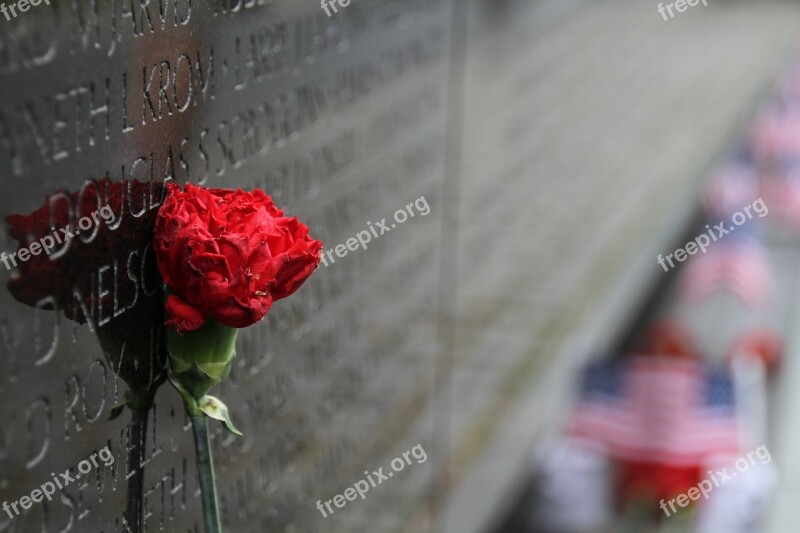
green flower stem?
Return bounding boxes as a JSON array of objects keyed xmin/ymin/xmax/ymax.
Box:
[{"xmin": 191, "ymin": 415, "xmax": 223, "ymax": 533}]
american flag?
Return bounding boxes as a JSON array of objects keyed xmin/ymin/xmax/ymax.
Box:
[
  {"xmin": 568, "ymin": 357, "xmax": 741, "ymax": 467},
  {"xmin": 678, "ymin": 241, "xmax": 774, "ymax": 309}
]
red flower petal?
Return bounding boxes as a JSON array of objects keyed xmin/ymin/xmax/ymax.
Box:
[
  {"xmin": 153, "ymin": 184, "xmax": 322, "ymax": 332},
  {"xmin": 165, "ymin": 294, "xmax": 208, "ymax": 334}
]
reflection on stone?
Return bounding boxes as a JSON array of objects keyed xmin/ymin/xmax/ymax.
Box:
[{"xmin": 4, "ymin": 177, "xmax": 169, "ymax": 532}]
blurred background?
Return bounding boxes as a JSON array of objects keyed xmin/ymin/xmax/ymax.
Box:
[
  {"xmin": 477, "ymin": 1, "xmax": 800, "ymax": 532},
  {"xmin": 2, "ymin": 0, "xmax": 800, "ymax": 532}
]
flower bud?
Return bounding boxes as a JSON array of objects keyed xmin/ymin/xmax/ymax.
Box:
[
  {"xmin": 167, "ymin": 318, "xmax": 237, "ymax": 400},
  {"xmin": 166, "ymin": 318, "xmax": 242, "ymax": 435}
]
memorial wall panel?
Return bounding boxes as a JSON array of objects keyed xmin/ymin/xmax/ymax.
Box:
[{"xmin": 0, "ymin": 1, "xmax": 452, "ymax": 531}]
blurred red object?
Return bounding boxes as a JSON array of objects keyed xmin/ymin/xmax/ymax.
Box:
[
  {"xmin": 730, "ymin": 330, "xmax": 782, "ymax": 374},
  {"xmin": 615, "ymin": 460, "xmax": 701, "ymax": 512},
  {"xmin": 636, "ymin": 320, "xmax": 699, "ymax": 360}
]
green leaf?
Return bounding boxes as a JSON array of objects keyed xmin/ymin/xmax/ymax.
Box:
[{"xmin": 198, "ymin": 395, "xmax": 243, "ymax": 436}]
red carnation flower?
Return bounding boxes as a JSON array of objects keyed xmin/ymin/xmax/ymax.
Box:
[{"xmin": 153, "ymin": 183, "xmax": 322, "ymax": 333}]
